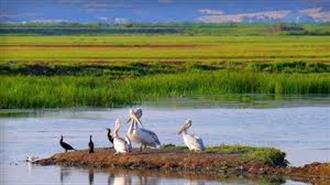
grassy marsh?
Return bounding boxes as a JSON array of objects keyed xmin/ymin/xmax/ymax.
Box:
[{"xmin": 1, "ymin": 71, "xmax": 329, "ymax": 108}]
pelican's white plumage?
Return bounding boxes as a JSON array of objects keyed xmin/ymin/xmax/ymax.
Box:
[
  {"xmin": 125, "ymin": 136, "xmax": 132, "ymax": 153},
  {"xmin": 178, "ymin": 120, "xmax": 205, "ymax": 151},
  {"xmin": 113, "ymin": 119, "xmax": 130, "ymax": 154},
  {"xmin": 127, "ymin": 109, "xmax": 161, "ymax": 150}
]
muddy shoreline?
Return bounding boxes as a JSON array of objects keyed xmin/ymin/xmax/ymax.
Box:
[{"xmin": 34, "ymin": 147, "xmax": 330, "ymax": 184}]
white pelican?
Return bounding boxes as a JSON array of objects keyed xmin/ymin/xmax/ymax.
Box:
[
  {"xmin": 178, "ymin": 120, "xmax": 205, "ymax": 152},
  {"xmin": 127, "ymin": 109, "xmax": 161, "ymax": 151},
  {"xmin": 113, "ymin": 119, "xmax": 131, "ymax": 154}
]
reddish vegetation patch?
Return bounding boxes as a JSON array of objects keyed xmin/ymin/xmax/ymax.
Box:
[{"xmin": 286, "ymin": 162, "xmax": 330, "ymax": 184}]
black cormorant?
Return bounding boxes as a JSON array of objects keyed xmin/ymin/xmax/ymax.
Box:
[
  {"xmin": 106, "ymin": 128, "xmax": 113, "ymax": 144},
  {"xmin": 88, "ymin": 135, "xmax": 94, "ymax": 153},
  {"xmin": 59, "ymin": 135, "xmax": 76, "ymax": 152}
]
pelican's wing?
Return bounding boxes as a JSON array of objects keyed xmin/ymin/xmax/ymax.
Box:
[
  {"xmin": 116, "ymin": 137, "xmax": 126, "ymax": 145},
  {"xmin": 138, "ymin": 128, "xmax": 161, "ymax": 146},
  {"xmin": 114, "ymin": 137, "xmax": 127, "ymax": 152},
  {"xmin": 194, "ymin": 136, "xmax": 205, "ymax": 151},
  {"xmin": 135, "ymin": 108, "xmax": 143, "ymax": 119},
  {"xmin": 185, "ymin": 134, "xmax": 205, "ymax": 151}
]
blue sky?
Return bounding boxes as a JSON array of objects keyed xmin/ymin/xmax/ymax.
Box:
[{"xmin": 0, "ymin": 0, "xmax": 329, "ymax": 23}]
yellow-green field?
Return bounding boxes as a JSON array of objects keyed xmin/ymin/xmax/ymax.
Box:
[{"xmin": 1, "ymin": 35, "xmax": 329, "ymax": 64}]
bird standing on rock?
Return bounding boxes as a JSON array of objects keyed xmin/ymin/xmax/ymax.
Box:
[
  {"xmin": 88, "ymin": 135, "xmax": 94, "ymax": 153},
  {"xmin": 127, "ymin": 109, "xmax": 161, "ymax": 151},
  {"xmin": 59, "ymin": 135, "xmax": 77, "ymax": 152},
  {"xmin": 113, "ymin": 119, "xmax": 131, "ymax": 154},
  {"xmin": 178, "ymin": 120, "xmax": 205, "ymax": 152}
]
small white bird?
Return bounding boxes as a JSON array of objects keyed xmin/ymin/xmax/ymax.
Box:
[
  {"xmin": 178, "ymin": 120, "xmax": 205, "ymax": 152},
  {"xmin": 113, "ymin": 119, "xmax": 131, "ymax": 154},
  {"xmin": 26, "ymin": 156, "xmax": 39, "ymax": 163},
  {"xmin": 127, "ymin": 109, "xmax": 161, "ymax": 151}
]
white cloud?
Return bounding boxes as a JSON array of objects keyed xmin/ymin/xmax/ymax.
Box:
[
  {"xmin": 97, "ymin": 16, "xmax": 129, "ymax": 24},
  {"xmin": 198, "ymin": 10, "xmax": 291, "ymax": 23},
  {"xmin": 114, "ymin": 17, "xmax": 129, "ymax": 24},
  {"xmin": 83, "ymin": 1, "xmax": 132, "ymax": 12},
  {"xmin": 299, "ymin": 7, "xmax": 330, "ymax": 22},
  {"xmin": 30, "ymin": 19, "xmax": 70, "ymax": 23},
  {"xmin": 98, "ymin": 16, "xmax": 110, "ymax": 22},
  {"xmin": 198, "ymin": 9, "xmax": 224, "ymax": 15}
]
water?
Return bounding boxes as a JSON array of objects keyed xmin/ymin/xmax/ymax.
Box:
[{"xmin": 0, "ymin": 97, "xmax": 329, "ymax": 185}]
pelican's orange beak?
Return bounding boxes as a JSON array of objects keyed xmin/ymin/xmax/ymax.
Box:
[
  {"xmin": 130, "ymin": 111, "xmax": 143, "ymax": 127},
  {"xmin": 178, "ymin": 125, "xmax": 185, "ymax": 135}
]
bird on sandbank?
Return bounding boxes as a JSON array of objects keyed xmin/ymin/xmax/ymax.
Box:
[{"xmin": 59, "ymin": 135, "xmax": 77, "ymax": 152}]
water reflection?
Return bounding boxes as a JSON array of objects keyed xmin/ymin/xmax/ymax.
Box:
[
  {"xmin": 0, "ymin": 163, "xmax": 309, "ymax": 185},
  {"xmin": 186, "ymin": 179, "xmax": 205, "ymax": 185},
  {"xmin": 60, "ymin": 166, "xmax": 72, "ymax": 185},
  {"xmin": 104, "ymin": 168, "xmax": 289, "ymax": 185},
  {"xmin": 108, "ymin": 174, "xmax": 114, "ymax": 185},
  {"xmin": 137, "ymin": 175, "xmax": 160, "ymax": 185},
  {"xmin": 112, "ymin": 174, "xmax": 132, "ymax": 185},
  {"xmin": 89, "ymin": 169, "xmax": 94, "ymax": 185}
]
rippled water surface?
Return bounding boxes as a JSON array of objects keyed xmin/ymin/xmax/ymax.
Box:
[{"xmin": 1, "ymin": 96, "xmax": 329, "ymax": 185}]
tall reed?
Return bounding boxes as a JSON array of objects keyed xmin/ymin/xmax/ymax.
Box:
[{"xmin": 1, "ymin": 71, "xmax": 329, "ymax": 108}]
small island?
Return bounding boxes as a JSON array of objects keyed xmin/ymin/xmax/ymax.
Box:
[{"xmin": 34, "ymin": 144, "xmax": 330, "ymax": 184}]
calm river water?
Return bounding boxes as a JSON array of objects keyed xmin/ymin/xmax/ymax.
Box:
[{"xmin": 0, "ymin": 96, "xmax": 329, "ymax": 185}]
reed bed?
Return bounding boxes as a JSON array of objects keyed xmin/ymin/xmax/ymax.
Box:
[{"xmin": 1, "ymin": 71, "xmax": 329, "ymax": 108}]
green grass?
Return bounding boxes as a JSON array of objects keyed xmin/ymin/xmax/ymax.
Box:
[
  {"xmin": 161, "ymin": 144, "xmax": 287, "ymax": 167},
  {"xmin": 206, "ymin": 145, "xmax": 287, "ymax": 166},
  {"xmin": 1, "ymin": 71, "xmax": 329, "ymax": 108},
  {"xmin": 160, "ymin": 144, "xmax": 189, "ymax": 151}
]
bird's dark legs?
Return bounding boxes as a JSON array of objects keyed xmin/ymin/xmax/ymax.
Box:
[
  {"xmin": 139, "ymin": 144, "xmax": 147, "ymax": 151},
  {"xmin": 140, "ymin": 144, "xmax": 145, "ymax": 152}
]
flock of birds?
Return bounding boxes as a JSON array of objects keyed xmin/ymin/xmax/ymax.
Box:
[{"xmin": 59, "ymin": 108, "xmax": 205, "ymax": 154}]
